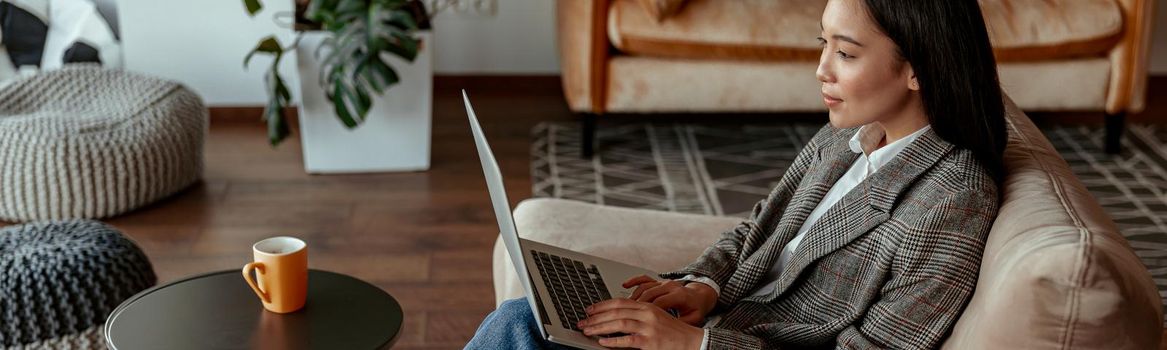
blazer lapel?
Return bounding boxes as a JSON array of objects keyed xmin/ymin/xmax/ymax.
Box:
[
  {"xmin": 723, "ymin": 128, "xmax": 860, "ymax": 301},
  {"xmin": 762, "ymin": 128, "xmax": 956, "ymax": 302}
]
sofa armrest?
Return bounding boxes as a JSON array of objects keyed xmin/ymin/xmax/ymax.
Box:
[
  {"xmin": 1105, "ymin": 0, "xmax": 1156, "ymax": 114},
  {"xmin": 941, "ymin": 96, "xmax": 1162, "ymax": 349},
  {"xmin": 492, "ymin": 198, "xmax": 741, "ymax": 306},
  {"xmin": 557, "ymin": 0, "xmax": 610, "ymax": 113}
]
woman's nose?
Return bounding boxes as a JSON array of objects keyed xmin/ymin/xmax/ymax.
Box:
[{"xmin": 815, "ymin": 53, "xmax": 833, "ymax": 84}]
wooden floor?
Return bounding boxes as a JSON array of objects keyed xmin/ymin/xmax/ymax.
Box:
[{"xmin": 7, "ymin": 75, "xmax": 1165, "ymax": 349}]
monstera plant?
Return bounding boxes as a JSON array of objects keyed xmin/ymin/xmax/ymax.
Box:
[{"xmin": 242, "ymin": 0, "xmax": 427, "ymax": 146}]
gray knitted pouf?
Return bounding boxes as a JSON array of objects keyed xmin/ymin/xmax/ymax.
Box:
[
  {"xmin": 0, "ymin": 220, "xmax": 156, "ymax": 349},
  {"xmin": 0, "ymin": 65, "xmax": 207, "ymax": 222}
]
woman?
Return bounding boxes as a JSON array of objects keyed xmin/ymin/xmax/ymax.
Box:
[{"xmin": 468, "ymin": 0, "xmax": 1006, "ymax": 348}]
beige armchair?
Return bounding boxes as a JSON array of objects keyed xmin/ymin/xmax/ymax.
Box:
[
  {"xmin": 494, "ymin": 97, "xmax": 1163, "ymax": 348},
  {"xmin": 558, "ymin": 0, "xmax": 1157, "ymax": 157}
]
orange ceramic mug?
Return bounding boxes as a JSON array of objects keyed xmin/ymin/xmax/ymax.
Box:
[{"xmin": 242, "ymin": 236, "xmax": 308, "ymax": 313}]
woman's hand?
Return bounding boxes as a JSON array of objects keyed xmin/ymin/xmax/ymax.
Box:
[
  {"xmin": 623, "ymin": 275, "xmax": 718, "ymax": 326},
  {"xmin": 578, "ymin": 298, "xmax": 705, "ymax": 349}
]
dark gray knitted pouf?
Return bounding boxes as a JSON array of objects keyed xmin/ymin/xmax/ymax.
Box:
[{"xmin": 0, "ymin": 220, "xmax": 156, "ymax": 349}]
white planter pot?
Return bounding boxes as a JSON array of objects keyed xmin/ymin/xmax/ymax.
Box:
[{"xmin": 295, "ymin": 30, "xmax": 432, "ymax": 173}]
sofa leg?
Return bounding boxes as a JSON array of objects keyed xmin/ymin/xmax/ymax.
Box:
[
  {"xmin": 1105, "ymin": 112, "xmax": 1125, "ymax": 155},
  {"xmin": 582, "ymin": 113, "xmax": 596, "ymax": 159}
]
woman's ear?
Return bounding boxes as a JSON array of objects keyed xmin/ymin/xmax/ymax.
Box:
[{"xmin": 907, "ymin": 67, "xmax": 920, "ymax": 91}]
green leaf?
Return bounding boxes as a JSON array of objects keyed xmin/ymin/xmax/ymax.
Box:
[
  {"xmin": 243, "ymin": 0, "xmax": 263, "ymax": 16},
  {"xmin": 336, "ymin": 0, "xmax": 365, "ymax": 14},
  {"xmin": 322, "ymin": 65, "xmax": 342, "ymax": 101},
  {"xmin": 380, "ymin": 9, "xmax": 417, "ymax": 31},
  {"xmin": 380, "ymin": 32, "xmax": 419, "ymax": 62},
  {"xmin": 352, "ymin": 79, "xmax": 371, "ymax": 120},
  {"xmin": 263, "ymin": 58, "xmax": 291, "ymax": 146},
  {"xmin": 313, "ymin": 37, "xmax": 338, "ymax": 85},
  {"xmin": 318, "ymin": 24, "xmax": 363, "ymax": 88},
  {"xmin": 335, "ymin": 22, "xmax": 366, "ymax": 52},
  {"xmin": 355, "ymin": 58, "xmax": 397, "ymax": 94},
  {"xmin": 366, "ymin": 2, "xmax": 383, "ymax": 53},
  {"xmin": 332, "ymin": 79, "xmax": 360, "ymax": 128},
  {"xmin": 275, "ymin": 74, "xmax": 292, "ymax": 103},
  {"xmin": 313, "ymin": 10, "xmax": 337, "ymax": 28},
  {"xmin": 337, "ymin": 60, "xmax": 371, "ymax": 122},
  {"xmin": 305, "ymin": 0, "xmax": 339, "ymax": 23},
  {"xmin": 371, "ymin": 0, "xmax": 408, "ymax": 8},
  {"xmin": 327, "ymin": 0, "xmax": 365, "ymax": 28},
  {"xmin": 265, "ymin": 100, "xmax": 290, "ymax": 146},
  {"xmin": 244, "ymin": 36, "xmax": 283, "ymax": 69}
]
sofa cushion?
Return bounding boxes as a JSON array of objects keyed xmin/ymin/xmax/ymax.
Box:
[
  {"xmin": 979, "ymin": 0, "xmax": 1124, "ymax": 61},
  {"xmin": 608, "ymin": 0, "xmax": 1124, "ymax": 62},
  {"xmin": 609, "ymin": 0, "xmax": 825, "ymax": 62}
]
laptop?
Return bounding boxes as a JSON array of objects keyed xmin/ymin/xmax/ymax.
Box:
[{"xmin": 464, "ymin": 90, "xmax": 661, "ymax": 349}]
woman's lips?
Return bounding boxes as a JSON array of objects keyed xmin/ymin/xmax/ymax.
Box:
[{"xmin": 822, "ymin": 92, "xmax": 843, "ymax": 107}]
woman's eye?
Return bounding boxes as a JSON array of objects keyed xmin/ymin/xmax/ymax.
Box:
[
  {"xmin": 836, "ymin": 50, "xmax": 852, "ymax": 59},
  {"xmin": 816, "ymin": 37, "xmax": 827, "ymax": 46}
]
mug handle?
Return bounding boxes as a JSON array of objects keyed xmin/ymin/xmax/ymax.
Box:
[{"xmin": 242, "ymin": 262, "xmax": 271, "ymax": 303}]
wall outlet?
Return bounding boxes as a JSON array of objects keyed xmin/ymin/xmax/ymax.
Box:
[
  {"xmin": 470, "ymin": 0, "xmax": 497, "ymax": 16},
  {"xmin": 429, "ymin": 0, "xmax": 497, "ymax": 18}
]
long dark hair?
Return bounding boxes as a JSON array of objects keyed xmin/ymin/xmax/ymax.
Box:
[{"xmin": 863, "ymin": 0, "xmax": 1007, "ymax": 184}]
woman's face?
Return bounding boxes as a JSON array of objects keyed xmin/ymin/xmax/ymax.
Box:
[{"xmin": 816, "ymin": 0, "xmax": 919, "ymax": 129}]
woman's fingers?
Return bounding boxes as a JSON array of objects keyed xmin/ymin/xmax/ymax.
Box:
[
  {"xmin": 621, "ymin": 274, "xmax": 656, "ymax": 288},
  {"xmin": 581, "ymin": 318, "xmax": 643, "ymax": 337},
  {"xmin": 650, "ymin": 290, "xmax": 687, "ymax": 310},
  {"xmin": 597, "ymin": 334, "xmax": 646, "ymax": 348},
  {"xmin": 624, "ymin": 275, "xmax": 661, "ymax": 300},
  {"xmin": 587, "ymin": 297, "xmax": 646, "ymax": 315},
  {"xmin": 634, "ymin": 283, "xmax": 662, "ymax": 301},
  {"xmin": 629, "ymin": 281, "xmax": 660, "ymax": 301},
  {"xmin": 651, "ymin": 292, "xmax": 704, "ymax": 326},
  {"xmin": 679, "ymin": 311, "xmax": 705, "ymax": 326},
  {"xmin": 636, "ymin": 281, "xmax": 681, "ymax": 303},
  {"xmin": 580, "ymin": 307, "xmax": 646, "ymax": 328},
  {"xmin": 580, "ymin": 300, "xmax": 706, "ymax": 350},
  {"xmin": 581, "ymin": 301, "xmax": 706, "ymax": 349}
]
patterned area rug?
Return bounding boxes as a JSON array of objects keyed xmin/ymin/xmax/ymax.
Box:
[{"xmin": 531, "ymin": 121, "xmax": 1167, "ymax": 324}]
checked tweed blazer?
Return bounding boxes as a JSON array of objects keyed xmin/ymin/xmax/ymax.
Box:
[{"xmin": 662, "ymin": 124, "xmax": 999, "ymax": 349}]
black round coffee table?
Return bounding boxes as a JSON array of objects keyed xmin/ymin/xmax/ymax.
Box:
[{"xmin": 105, "ymin": 269, "xmax": 403, "ymax": 350}]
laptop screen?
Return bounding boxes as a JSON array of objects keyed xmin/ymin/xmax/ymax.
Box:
[{"xmin": 463, "ymin": 90, "xmax": 549, "ymax": 337}]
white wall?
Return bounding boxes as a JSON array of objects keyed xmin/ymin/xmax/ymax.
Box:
[
  {"xmin": 117, "ymin": 0, "xmax": 558, "ymax": 106},
  {"xmin": 431, "ymin": 0, "xmax": 558, "ymax": 74},
  {"xmin": 119, "ymin": 0, "xmax": 300, "ymax": 106}
]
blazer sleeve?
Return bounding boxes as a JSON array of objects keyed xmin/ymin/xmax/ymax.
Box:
[
  {"xmin": 832, "ymin": 188, "xmax": 997, "ymax": 349},
  {"xmin": 660, "ymin": 124, "xmax": 835, "ymax": 307}
]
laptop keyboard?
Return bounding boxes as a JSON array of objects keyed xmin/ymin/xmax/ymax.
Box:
[{"xmin": 531, "ymin": 250, "xmax": 612, "ymax": 332}]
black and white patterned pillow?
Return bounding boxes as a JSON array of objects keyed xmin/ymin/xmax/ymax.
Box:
[{"xmin": 0, "ymin": 0, "xmax": 120, "ymax": 80}]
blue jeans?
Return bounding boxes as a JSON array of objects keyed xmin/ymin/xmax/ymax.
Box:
[{"xmin": 465, "ymin": 298, "xmax": 577, "ymax": 350}]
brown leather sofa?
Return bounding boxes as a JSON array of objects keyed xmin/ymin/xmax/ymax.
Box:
[
  {"xmin": 558, "ymin": 0, "xmax": 1157, "ymax": 157},
  {"xmin": 494, "ymin": 96, "xmax": 1163, "ymax": 348}
]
